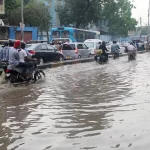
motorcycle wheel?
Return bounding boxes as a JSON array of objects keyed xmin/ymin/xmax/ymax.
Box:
[
  {"xmin": 9, "ymin": 73, "xmax": 18, "ymax": 83},
  {"xmin": 33, "ymin": 70, "xmax": 45, "ymax": 83}
]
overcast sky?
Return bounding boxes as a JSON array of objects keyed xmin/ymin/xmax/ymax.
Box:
[{"xmin": 131, "ymin": 0, "xmax": 149, "ymax": 26}]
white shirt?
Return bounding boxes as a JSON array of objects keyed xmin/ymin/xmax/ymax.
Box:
[
  {"xmin": 19, "ymin": 49, "xmax": 27, "ymax": 62},
  {"xmin": 127, "ymin": 45, "xmax": 136, "ymax": 51}
]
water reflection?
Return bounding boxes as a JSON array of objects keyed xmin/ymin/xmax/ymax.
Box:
[
  {"xmin": 0, "ymin": 87, "xmax": 42, "ymax": 150},
  {"xmin": 1, "ymin": 54, "xmax": 150, "ymax": 150}
]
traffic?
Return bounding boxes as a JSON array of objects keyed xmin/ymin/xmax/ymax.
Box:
[{"xmin": 0, "ymin": 27, "xmax": 143, "ymax": 86}]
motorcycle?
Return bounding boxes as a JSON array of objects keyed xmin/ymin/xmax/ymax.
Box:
[
  {"xmin": 0, "ymin": 61, "xmax": 45, "ymax": 86},
  {"xmin": 113, "ymin": 53, "xmax": 119, "ymax": 59},
  {"xmin": 128, "ymin": 51, "xmax": 136, "ymax": 61},
  {"xmin": 95, "ymin": 54, "xmax": 108, "ymax": 64}
]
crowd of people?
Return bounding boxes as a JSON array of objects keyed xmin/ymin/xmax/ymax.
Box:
[{"xmin": 0, "ymin": 40, "xmax": 36, "ymax": 79}]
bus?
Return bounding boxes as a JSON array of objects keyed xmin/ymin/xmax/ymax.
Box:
[{"xmin": 50, "ymin": 27, "xmax": 100, "ymax": 43}]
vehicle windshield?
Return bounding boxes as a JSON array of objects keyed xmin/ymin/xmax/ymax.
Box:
[
  {"xmin": 84, "ymin": 42, "xmax": 94, "ymax": 48},
  {"xmin": 26, "ymin": 44, "xmax": 39, "ymax": 50},
  {"xmin": 62, "ymin": 44, "xmax": 75, "ymax": 50},
  {"xmin": 52, "ymin": 31, "xmax": 60, "ymax": 38},
  {"xmin": 26, "ymin": 44, "xmax": 32, "ymax": 48},
  {"xmin": 61, "ymin": 31, "xmax": 70, "ymax": 38},
  {"xmin": 52, "ymin": 39, "xmax": 70, "ymax": 44}
]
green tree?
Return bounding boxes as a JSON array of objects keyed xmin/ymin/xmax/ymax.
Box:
[
  {"xmin": 56, "ymin": 0, "xmax": 102, "ymax": 28},
  {"xmin": 56, "ymin": 0, "xmax": 137, "ymax": 36},
  {"xmin": 2, "ymin": 0, "xmax": 51, "ymax": 41},
  {"xmin": 102, "ymin": 0, "xmax": 137, "ymax": 36}
]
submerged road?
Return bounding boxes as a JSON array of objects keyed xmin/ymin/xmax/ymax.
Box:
[{"xmin": 1, "ymin": 53, "xmax": 150, "ymax": 150}]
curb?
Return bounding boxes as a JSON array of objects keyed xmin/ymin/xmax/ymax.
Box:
[
  {"xmin": 38, "ymin": 51, "xmax": 146, "ymax": 70},
  {"xmin": 38, "ymin": 58, "xmax": 94, "ymax": 69}
]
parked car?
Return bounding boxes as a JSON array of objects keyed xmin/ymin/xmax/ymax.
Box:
[
  {"xmin": 26, "ymin": 40, "xmax": 48, "ymax": 44},
  {"xmin": 84, "ymin": 39, "xmax": 102, "ymax": 55},
  {"xmin": 62, "ymin": 43, "xmax": 91, "ymax": 60},
  {"xmin": 26, "ymin": 43, "xmax": 64, "ymax": 64}
]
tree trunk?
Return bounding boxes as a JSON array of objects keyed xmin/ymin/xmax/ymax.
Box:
[
  {"xmin": 76, "ymin": 21, "xmax": 81, "ymax": 28},
  {"xmin": 75, "ymin": 0, "xmax": 90, "ymax": 28}
]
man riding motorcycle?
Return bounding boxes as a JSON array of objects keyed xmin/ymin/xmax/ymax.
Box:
[
  {"xmin": 94, "ymin": 41, "xmax": 108, "ymax": 63},
  {"xmin": 127, "ymin": 42, "xmax": 137, "ymax": 60},
  {"xmin": 111, "ymin": 41, "xmax": 120, "ymax": 58},
  {"xmin": 9, "ymin": 40, "xmax": 35, "ymax": 79}
]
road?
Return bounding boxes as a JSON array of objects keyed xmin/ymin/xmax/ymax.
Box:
[{"xmin": 0, "ymin": 53, "xmax": 150, "ymax": 150}]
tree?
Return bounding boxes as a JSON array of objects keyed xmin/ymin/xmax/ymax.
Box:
[
  {"xmin": 56, "ymin": 0, "xmax": 102, "ymax": 28},
  {"xmin": 56, "ymin": 0, "xmax": 137, "ymax": 36},
  {"xmin": 102, "ymin": 0, "xmax": 137, "ymax": 36},
  {"xmin": 2, "ymin": 0, "xmax": 51, "ymax": 41},
  {"xmin": 24, "ymin": 1, "xmax": 51, "ymax": 41}
]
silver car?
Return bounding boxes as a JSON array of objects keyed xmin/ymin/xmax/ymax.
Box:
[{"xmin": 62, "ymin": 43, "xmax": 90, "ymax": 59}]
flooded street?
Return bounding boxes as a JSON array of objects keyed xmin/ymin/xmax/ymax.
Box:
[{"xmin": 1, "ymin": 53, "xmax": 150, "ymax": 150}]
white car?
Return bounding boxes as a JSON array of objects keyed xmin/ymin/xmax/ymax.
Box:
[{"xmin": 84, "ymin": 39, "xmax": 102, "ymax": 55}]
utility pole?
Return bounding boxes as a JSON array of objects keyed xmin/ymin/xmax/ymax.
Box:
[
  {"xmin": 148, "ymin": 0, "xmax": 150, "ymax": 40},
  {"xmin": 147, "ymin": 0, "xmax": 150, "ymax": 50},
  {"xmin": 21, "ymin": 0, "xmax": 24, "ymax": 41},
  {"xmin": 140, "ymin": 17, "xmax": 142, "ymax": 40}
]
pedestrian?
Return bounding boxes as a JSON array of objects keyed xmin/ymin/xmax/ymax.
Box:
[{"xmin": 0, "ymin": 41, "xmax": 10, "ymax": 62}]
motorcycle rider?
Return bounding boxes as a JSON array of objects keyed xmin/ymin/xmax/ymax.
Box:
[
  {"xmin": 19, "ymin": 43, "xmax": 37, "ymax": 77},
  {"xmin": 94, "ymin": 41, "xmax": 108, "ymax": 62},
  {"xmin": 127, "ymin": 42, "xmax": 137, "ymax": 59},
  {"xmin": 99, "ymin": 41, "xmax": 109, "ymax": 60},
  {"xmin": 111, "ymin": 41, "xmax": 120, "ymax": 57},
  {"xmin": 9, "ymin": 40, "xmax": 33, "ymax": 78}
]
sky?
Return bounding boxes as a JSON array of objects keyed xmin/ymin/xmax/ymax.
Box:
[{"xmin": 131, "ymin": 0, "xmax": 149, "ymax": 26}]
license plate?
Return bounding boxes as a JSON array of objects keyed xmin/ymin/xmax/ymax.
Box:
[
  {"xmin": 97, "ymin": 57, "xmax": 100, "ymax": 59},
  {"xmin": 66, "ymin": 56, "xmax": 71, "ymax": 59}
]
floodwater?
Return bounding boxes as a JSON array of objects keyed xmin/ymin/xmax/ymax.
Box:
[{"xmin": 1, "ymin": 53, "xmax": 150, "ymax": 150}]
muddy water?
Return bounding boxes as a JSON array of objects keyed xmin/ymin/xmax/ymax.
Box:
[{"xmin": 1, "ymin": 53, "xmax": 150, "ymax": 150}]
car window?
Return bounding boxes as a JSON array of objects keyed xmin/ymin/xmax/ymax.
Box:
[
  {"xmin": 26, "ymin": 44, "xmax": 32, "ymax": 48},
  {"xmin": 41, "ymin": 45, "xmax": 47, "ymax": 50},
  {"xmin": 83, "ymin": 44, "xmax": 88, "ymax": 49},
  {"xmin": 26, "ymin": 44, "xmax": 40, "ymax": 51},
  {"xmin": 62, "ymin": 44, "xmax": 75, "ymax": 50},
  {"xmin": 47, "ymin": 45, "xmax": 55, "ymax": 51},
  {"xmin": 77, "ymin": 44, "xmax": 83, "ymax": 49},
  {"xmin": 84, "ymin": 42, "xmax": 94, "ymax": 48}
]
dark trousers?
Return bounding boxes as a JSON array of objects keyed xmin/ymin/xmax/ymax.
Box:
[
  {"xmin": 103, "ymin": 53, "xmax": 108, "ymax": 60},
  {"xmin": 16, "ymin": 62, "xmax": 33, "ymax": 74},
  {"xmin": 94, "ymin": 53, "xmax": 108, "ymax": 62}
]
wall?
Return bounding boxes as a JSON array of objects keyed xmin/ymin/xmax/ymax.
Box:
[{"xmin": 9, "ymin": 26, "xmax": 38, "ymax": 41}]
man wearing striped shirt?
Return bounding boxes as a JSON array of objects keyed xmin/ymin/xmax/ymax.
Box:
[{"xmin": 0, "ymin": 42, "xmax": 10, "ymax": 62}]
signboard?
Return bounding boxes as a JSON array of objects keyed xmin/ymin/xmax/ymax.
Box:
[{"xmin": 0, "ymin": 0, "xmax": 5, "ymax": 14}]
